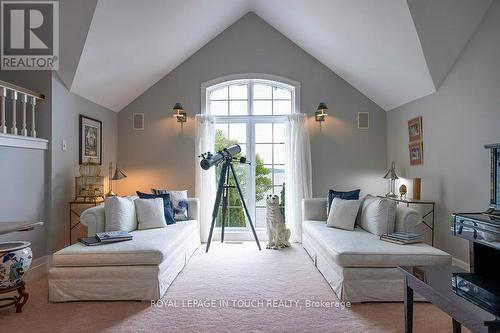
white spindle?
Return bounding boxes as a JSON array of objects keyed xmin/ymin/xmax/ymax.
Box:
[
  {"xmin": 0, "ymin": 87, "xmax": 6, "ymax": 134},
  {"xmin": 21, "ymin": 94, "xmax": 28, "ymax": 136},
  {"xmin": 30, "ymin": 97, "xmax": 37, "ymax": 138},
  {"xmin": 11, "ymin": 91, "xmax": 17, "ymax": 135}
]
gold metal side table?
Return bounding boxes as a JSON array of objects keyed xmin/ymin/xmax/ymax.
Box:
[
  {"xmin": 378, "ymin": 196, "xmax": 436, "ymax": 246},
  {"xmin": 69, "ymin": 200, "xmax": 103, "ymax": 244}
]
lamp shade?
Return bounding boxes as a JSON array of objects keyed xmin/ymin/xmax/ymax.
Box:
[
  {"xmin": 112, "ymin": 167, "xmax": 127, "ymax": 180},
  {"xmin": 317, "ymin": 102, "xmax": 328, "ymax": 111},
  {"xmin": 383, "ymin": 161, "xmax": 399, "ymax": 180},
  {"xmin": 315, "ymin": 102, "xmax": 328, "ymax": 121},
  {"xmin": 173, "ymin": 103, "xmax": 184, "ymax": 112},
  {"xmin": 172, "ymin": 102, "xmax": 187, "ymax": 123}
]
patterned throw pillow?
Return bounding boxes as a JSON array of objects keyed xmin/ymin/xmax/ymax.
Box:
[{"xmin": 152, "ymin": 189, "xmax": 189, "ymax": 221}]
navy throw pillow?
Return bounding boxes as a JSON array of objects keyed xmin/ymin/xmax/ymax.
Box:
[
  {"xmin": 327, "ymin": 189, "xmax": 361, "ymax": 213},
  {"xmin": 136, "ymin": 191, "xmax": 176, "ymax": 225}
]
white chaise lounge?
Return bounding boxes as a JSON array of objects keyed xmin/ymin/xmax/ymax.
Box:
[
  {"xmin": 48, "ymin": 198, "xmax": 201, "ymax": 302},
  {"xmin": 302, "ymin": 198, "xmax": 451, "ymax": 303}
]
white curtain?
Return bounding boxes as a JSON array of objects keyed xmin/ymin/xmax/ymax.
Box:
[
  {"xmin": 285, "ymin": 113, "xmax": 313, "ymax": 243},
  {"xmin": 195, "ymin": 114, "xmax": 216, "ymax": 242}
]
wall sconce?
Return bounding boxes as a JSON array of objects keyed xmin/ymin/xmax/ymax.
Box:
[
  {"xmin": 173, "ymin": 103, "xmax": 187, "ymax": 123},
  {"xmin": 315, "ymin": 103, "xmax": 328, "ymax": 122}
]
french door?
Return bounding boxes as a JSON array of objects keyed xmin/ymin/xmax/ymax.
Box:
[
  {"xmin": 206, "ymin": 78, "xmax": 295, "ymax": 238},
  {"xmin": 213, "ymin": 119, "xmax": 286, "ymax": 232}
]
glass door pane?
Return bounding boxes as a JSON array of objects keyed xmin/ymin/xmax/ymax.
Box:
[
  {"xmin": 254, "ymin": 122, "xmax": 286, "ymax": 228},
  {"xmin": 208, "ymin": 80, "xmax": 292, "ymax": 235},
  {"xmin": 214, "ymin": 122, "xmax": 249, "ymax": 229}
]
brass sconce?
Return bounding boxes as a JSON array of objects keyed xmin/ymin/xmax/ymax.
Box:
[
  {"xmin": 315, "ymin": 102, "xmax": 328, "ymax": 122},
  {"xmin": 173, "ymin": 103, "xmax": 187, "ymax": 123}
]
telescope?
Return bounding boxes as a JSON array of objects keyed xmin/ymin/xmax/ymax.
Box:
[
  {"xmin": 197, "ymin": 144, "xmax": 261, "ymax": 252},
  {"xmin": 199, "ymin": 144, "xmax": 242, "ymax": 170}
]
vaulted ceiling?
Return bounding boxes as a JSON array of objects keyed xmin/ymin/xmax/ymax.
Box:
[{"xmin": 62, "ymin": 0, "xmax": 492, "ymax": 112}]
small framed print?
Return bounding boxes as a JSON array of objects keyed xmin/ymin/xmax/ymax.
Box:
[
  {"xmin": 409, "ymin": 142, "xmax": 423, "ymax": 165},
  {"xmin": 79, "ymin": 115, "xmax": 102, "ymax": 165},
  {"xmin": 408, "ymin": 116, "xmax": 423, "ymax": 142}
]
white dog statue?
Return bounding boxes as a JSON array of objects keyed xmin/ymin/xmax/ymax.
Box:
[{"xmin": 266, "ymin": 194, "xmax": 291, "ymax": 249}]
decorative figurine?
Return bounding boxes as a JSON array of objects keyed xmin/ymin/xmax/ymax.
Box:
[
  {"xmin": 399, "ymin": 184, "xmax": 408, "ymax": 200},
  {"xmin": 266, "ymin": 194, "xmax": 291, "ymax": 249}
]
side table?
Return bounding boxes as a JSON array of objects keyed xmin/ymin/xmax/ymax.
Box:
[
  {"xmin": 379, "ymin": 196, "xmax": 436, "ymax": 245},
  {"xmin": 69, "ymin": 200, "xmax": 103, "ymax": 244}
]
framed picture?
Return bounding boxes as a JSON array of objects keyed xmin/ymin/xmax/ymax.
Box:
[
  {"xmin": 408, "ymin": 116, "xmax": 423, "ymax": 142},
  {"xmin": 409, "ymin": 142, "xmax": 423, "ymax": 165},
  {"xmin": 79, "ymin": 115, "xmax": 102, "ymax": 165}
]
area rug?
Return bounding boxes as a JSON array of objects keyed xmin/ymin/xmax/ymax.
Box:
[{"xmin": 0, "ymin": 242, "xmax": 460, "ymax": 332}]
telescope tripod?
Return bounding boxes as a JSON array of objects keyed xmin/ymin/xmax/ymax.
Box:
[{"xmin": 205, "ymin": 158, "xmax": 261, "ymax": 252}]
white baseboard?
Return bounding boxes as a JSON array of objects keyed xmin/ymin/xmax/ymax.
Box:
[
  {"xmin": 452, "ymin": 257, "xmax": 469, "ymax": 271},
  {"xmin": 24, "ymin": 255, "xmax": 51, "ymax": 282}
]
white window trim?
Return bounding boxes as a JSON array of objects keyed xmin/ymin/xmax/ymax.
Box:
[
  {"xmin": 200, "ymin": 74, "xmax": 300, "ymax": 240},
  {"xmin": 200, "ymin": 73, "xmax": 301, "ymax": 116}
]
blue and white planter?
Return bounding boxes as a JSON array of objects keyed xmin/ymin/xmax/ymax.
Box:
[{"xmin": 0, "ymin": 242, "xmax": 32, "ymax": 289}]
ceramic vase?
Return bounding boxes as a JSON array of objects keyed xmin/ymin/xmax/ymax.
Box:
[{"xmin": 0, "ymin": 241, "xmax": 32, "ymax": 289}]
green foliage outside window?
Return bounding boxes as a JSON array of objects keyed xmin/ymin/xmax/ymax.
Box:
[{"xmin": 215, "ymin": 130, "xmax": 272, "ymax": 227}]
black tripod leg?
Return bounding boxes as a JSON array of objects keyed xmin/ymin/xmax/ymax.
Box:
[
  {"xmin": 229, "ymin": 163, "xmax": 261, "ymax": 250},
  {"xmin": 206, "ymin": 162, "xmax": 228, "ymax": 253},
  {"xmin": 221, "ymin": 166, "xmax": 230, "ymax": 243}
]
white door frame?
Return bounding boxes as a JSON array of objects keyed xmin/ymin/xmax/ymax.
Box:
[{"xmin": 200, "ymin": 74, "xmax": 301, "ymax": 241}]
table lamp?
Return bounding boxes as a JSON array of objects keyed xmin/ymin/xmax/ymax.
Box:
[
  {"xmin": 107, "ymin": 162, "xmax": 127, "ymax": 197},
  {"xmin": 383, "ymin": 161, "xmax": 399, "ymax": 198}
]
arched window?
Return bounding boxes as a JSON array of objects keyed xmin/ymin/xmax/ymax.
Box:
[{"xmin": 201, "ymin": 74, "xmax": 300, "ymax": 233}]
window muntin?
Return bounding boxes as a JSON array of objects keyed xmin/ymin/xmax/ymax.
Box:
[
  {"xmin": 214, "ymin": 122, "xmax": 248, "ymax": 228},
  {"xmin": 207, "ymin": 79, "xmax": 294, "ymax": 230},
  {"xmin": 254, "ymin": 122, "xmax": 285, "ymax": 229},
  {"xmin": 209, "ymin": 83, "xmax": 249, "ymax": 116},
  {"xmin": 208, "ymin": 80, "xmax": 294, "ymax": 117}
]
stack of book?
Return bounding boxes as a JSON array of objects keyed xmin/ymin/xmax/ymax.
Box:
[
  {"xmin": 380, "ymin": 232, "xmax": 422, "ymax": 245},
  {"xmin": 79, "ymin": 230, "xmax": 133, "ymax": 246}
]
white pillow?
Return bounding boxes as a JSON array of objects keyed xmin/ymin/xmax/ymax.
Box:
[
  {"xmin": 326, "ymin": 198, "xmax": 361, "ymax": 230},
  {"xmin": 104, "ymin": 196, "xmax": 137, "ymax": 232},
  {"xmin": 358, "ymin": 195, "xmax": 396, "ymax": 235},
  {"xmin": 135, "ymin": 198, "xmax": 167, "ymax": 230}
]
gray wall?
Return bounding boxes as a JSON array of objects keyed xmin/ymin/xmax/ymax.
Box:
[
  {"xmin": 407, "ymin": 0, "xmax": 492, "ymax": 88},
  {"xmin": 57, "ymin": 0, "xmax": 98, "ymax": 89},
  {"xmin": 0, "ymin": 72, "xmax": 117, "ymax": 257},
  {"xmin": 0, "ymin": 147, "xmax": 47, "ymax": 257},
  {"xmin": 117, "ymin": 13, "xmax": 387, "ymax": 198},
  {"xmin": 387, "ymin": 1, "xmax": 500, "ymax": 262},
  {"xmin": 50, "ymin": 74, "xmax": 117, "ymax": 252},
  {"xmin": 0, "ymin": 70, "xmax": 52, "ymax": 258}
]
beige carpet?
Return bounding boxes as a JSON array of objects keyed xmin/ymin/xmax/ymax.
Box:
[{"xmin": 1, "ymin": 242, "xmax": 461, "ymax": 333}]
